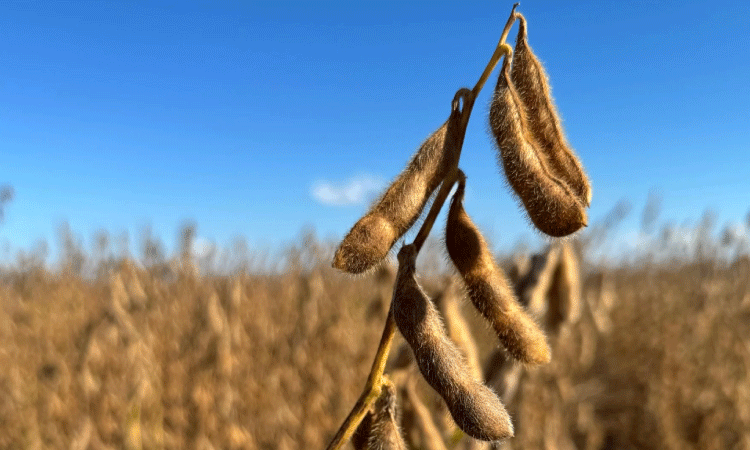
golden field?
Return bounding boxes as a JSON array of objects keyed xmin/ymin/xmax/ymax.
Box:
[{"xmin": 1, "ymin": 222, "xmax": 749, "ymax": 450}]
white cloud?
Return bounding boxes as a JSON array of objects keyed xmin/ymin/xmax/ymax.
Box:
[
  {"xmin": 192, "ymin": 237, "xmax": 216, "ymax": 259},
  {"xmin": 311, "ymin": 175, "xmax": 385, "ymax": 206}
]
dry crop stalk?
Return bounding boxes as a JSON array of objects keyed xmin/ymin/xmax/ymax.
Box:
[
  {"xmin": 446, "ymin": 171, "xmax": 551, "ymax": 365},
  {"xmin": 403, "ymin": 377, "xmax": 449, "ymax": 450},
  {"xmin": 392, "ymin": 244, "xmax": 513, "ymax": 441},
  {"xmin": 511, "ymin": 13, "xmax": 592, "ymax": 206},
  {"xmin": 326, "ymin": 91, "xmax": 471, "ymax": 447},
  {"xmin": 489, "ymin": 52, "xmax": 587, "ymax": 237}
]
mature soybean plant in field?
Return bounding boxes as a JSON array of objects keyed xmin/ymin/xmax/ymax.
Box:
[{"xmin": 326, "ymin": 4, "xmax": 591, "ymax": 449}]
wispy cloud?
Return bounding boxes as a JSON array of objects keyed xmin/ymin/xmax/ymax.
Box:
[
  {"xmin": 311, "ymin": 175, "xmax": 384, "ymax": 206},
  {"xmin": 192, "ymin": 237, "xmax": 216, "ymax": 259}
]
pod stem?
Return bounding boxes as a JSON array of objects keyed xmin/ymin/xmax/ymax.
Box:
[
  {"xmin": 472, "ymin": 2, "xmax": 519, "ymax": 97},
  {"xmin": 325, "ymin": 312, "xmax": 397, "ymax": 450},
  {"xmin": 414, "ymin": 1, "xmax": 519, "ymax": 252},
  {"xmin": 413, "ymin": 169, "xmax": 461, "ymax": 254},
  {"xmin": 413, "ymin": 92, "xmax": 472, "ymax": 253}
]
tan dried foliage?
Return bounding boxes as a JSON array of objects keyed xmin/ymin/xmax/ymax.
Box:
[
  {"xmin": 1, "ymin": 241, "xmax": 749, "ymax": 449},
  {"xmin": 512, "ymin": 242, "xmax": 582, "ymax": 334},
  {"xmin": 402, "ymin": 376, "xmax": 449, "ymax": 450},
  {"xmin": 0, "ymin": 250, "xmax": 393, "ymax": 450}
]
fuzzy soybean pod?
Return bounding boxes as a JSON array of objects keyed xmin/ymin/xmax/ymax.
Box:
[
  {"xmin": 489, "ymin": 54, "xmax": 587, "ymax": 237},
  {"xmin": 446, "ymin": 173, "xmax": 551, "ymax": 365},
  {"xmin": 392, "ymin": 244, "xmax": 513, "ymax": 441},
  {"xmin": 333, "ymin": 91, "xmax": 468, "ymax": 274},
  {"xmin": 511, "ymin": 13, "xmax": 592, "ymax": 207},
  {"xmin": 352, "ymin": 380, "xmax": 407, "ymax": 450}
]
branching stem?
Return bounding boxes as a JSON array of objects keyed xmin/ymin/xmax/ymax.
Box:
[
  {"xmin": 472, "ymin": 3, "xmax": 519, "ymax": 97},
  {"xmin": 325, "ymin": 5, "xmax": 520, "ymax": 449},
  {"xmin": 413, "ymin": 169, "xmax": 460, "ymax": 254},
  {"xmin": 415, "ymin": 2, "xmax": 518, "ymax": 252}
]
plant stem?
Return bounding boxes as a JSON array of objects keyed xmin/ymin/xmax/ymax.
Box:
[
  {"xmin": 325, "ymin": 313, "xmax": 396, "ymax": 450},
  {"xmin": 413, "ymin": 169, "xmax": 460, "ymax": 254},
  {"xmin": 414, "ymin": 88, "xmax": 474, "ymax": 254},
  {"xmin": 415, "ymin": 4, "xmax": 519, "ymax": 251},
  {"xmin": 472, "ymin": 3, "xmax": 519, "ymax": 97},
  {"xmin": 364, "ymin": 312, "xmax": 397, "ymax": 392}
]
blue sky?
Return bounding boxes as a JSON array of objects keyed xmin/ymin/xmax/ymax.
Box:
[{"xmin": 1, "ymin": 1, "xmax": 749, "ymax": 263}]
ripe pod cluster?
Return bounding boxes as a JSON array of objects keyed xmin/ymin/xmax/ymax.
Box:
[{"xmin": 331, "ymin": 8, "xmax": 591, "ymax": 448}]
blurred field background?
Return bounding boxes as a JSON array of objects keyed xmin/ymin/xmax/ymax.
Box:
[
  {"xmin": 1, "ymin": 197, "xmax": 750, "ymax": 450},
  {"xmin": 2, "ymin": 2, "xmax": 750, "ymax": 449}
]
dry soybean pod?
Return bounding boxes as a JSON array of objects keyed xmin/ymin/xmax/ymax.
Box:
[
  {"xmin": 446, "ymin": 172, "xmax": 551, "ymax": 365},
  {"xmin": 392, "ymin": 244, "xmax": 513, "ymax": 441},
  {"xmin": 352, "ymin": 412, "xmax": 374, "ymax": 450},
  {"xmin": 546, "ymin": 242, "xmax": 583, "ymax": 330},
  {"xmin": 434, "ymin": 280, "xmax": 483, "ymax": 444},
  {"xmin": 489, "ymin": 53, "xmax": 587, "ymax": 237},
  {"xmin": 353, "ymin": 380, "xmax": 407, "ymax": 450},
  {"xmin": 435, "ymin": 279, "xmax": 483, "ymax": 382},
  {"xmin": 511, "ymin": 13, "xmax": 592, "ymax": 206},
  {"xmin": 333, "ymin": 91, "xmax": 469, "ymax": 274}
]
